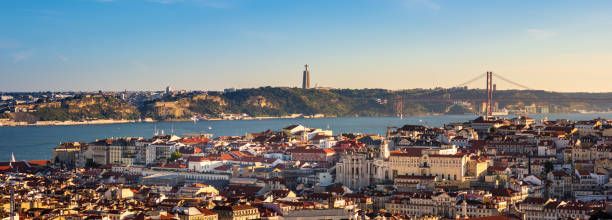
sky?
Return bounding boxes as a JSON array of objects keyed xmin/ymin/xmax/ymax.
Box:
[{"xmin": 1, "ymin": 0, "xmax": 611, "ymax": 92}]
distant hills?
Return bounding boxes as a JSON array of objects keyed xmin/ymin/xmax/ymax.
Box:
[
  {"xmin": 3, "ymin": 94, "xmax": 140, "ymax": 123},
  {"xmin": 4, "ymin": 87, "xmax": 612, "ymax": 122},
  {"xmin": 139, "ymin": 87, "xmax": 612, "ymax": 120}
]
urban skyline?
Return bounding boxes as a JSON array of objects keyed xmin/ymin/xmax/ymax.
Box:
[
  {"xmin": 1, "ymin": 0, "xmax": 612, "ymax": 92},
  {"xmin": 3, "ymin": 1, "xmax": 612, "ymax": 219}
]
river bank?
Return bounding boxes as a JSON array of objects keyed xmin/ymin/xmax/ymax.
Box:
[
  {"xmin": 0, "ymin": 118, "xmax": 153, "ymax": 127},
  {"xmin": 2, "ymin": 111, "xmax": 611, "ymax": 127},
  {"xmin": 0, "ymin": 114, "xmax": 335, "ymax": 127},
  {"xmin": 2, "ymin": 113, "xmax": 612, "ymax": 161}
]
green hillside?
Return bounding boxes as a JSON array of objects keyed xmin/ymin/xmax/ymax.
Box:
[
  {"xmin": 141, "ymin": 87, "xmax": 612, "ymax": 119},
  {"xmin": 7, "ymin": 88, "xmax": 612, "ymax": 122},
  {"xmin": 11, "ymin": 94, "xmax": 140, "ymax": 122}
]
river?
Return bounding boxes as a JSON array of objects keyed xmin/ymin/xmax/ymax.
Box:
[{"xmin": 1, "ymin": 113, "xmax": 611, "ymax": 161}]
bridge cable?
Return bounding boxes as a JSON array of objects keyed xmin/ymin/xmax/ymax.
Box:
[
  {"xmin": 455, "ymin": 73, "xmax": 487, "ymax": 87},
  {"xmin": 494, "ymin": 74, "xmax": 533, "ymax": 90}
]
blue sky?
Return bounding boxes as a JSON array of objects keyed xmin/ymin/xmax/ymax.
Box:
[{"xmin": 1, "ymin": 0, "xmax": 611, "ymax": 92}]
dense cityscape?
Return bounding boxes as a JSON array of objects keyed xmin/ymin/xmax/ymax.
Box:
[
  {"xmin": 3, "ymin": 0, "xmax": 612, "ymax": 219},
  {"xmin": 2, "ymin": 115, "xmax": 612, "ymax": 219}
]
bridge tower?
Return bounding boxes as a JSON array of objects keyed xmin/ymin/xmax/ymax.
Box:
[
  {"xmin": 486, "ymin": 71, "xmax": 493, "ymax": 117},
  {"xmin": 394, "ymin": 95, "xmax": 403, "ymax": 118}
]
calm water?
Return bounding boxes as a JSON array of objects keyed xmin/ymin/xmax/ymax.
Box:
[{"xmin": 1, "ymin": 113, "xmax": 611, "ymax": 161}]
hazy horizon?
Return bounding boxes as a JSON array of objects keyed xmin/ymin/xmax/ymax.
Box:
[
  {"xmin": 4, "ymin": 86, "xmax": 612, "ymax": 94},
  {"xmin": 2, "ymin": 0, "xmax": 611, "ymax": 92}
]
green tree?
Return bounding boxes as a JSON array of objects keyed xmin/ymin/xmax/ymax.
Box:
[
  {"xmin": 543, "ymin": 160, "xmax": 554, "ymax": 174},
  {"xmin": 85, "ymin": 159, "xmax": 99, "ymax": 168},
  {"xmin": 168, "ymin": 151, "xmax": 182, "ymax": 162}
]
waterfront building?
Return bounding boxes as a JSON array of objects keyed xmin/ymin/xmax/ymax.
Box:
[
  {"xmin": 52, "ymin": 142, "xmax": 86, "ymax": 168},
  {"xmin": 88, "ymin": 137, "xmax": 139, "ymax": 165}
]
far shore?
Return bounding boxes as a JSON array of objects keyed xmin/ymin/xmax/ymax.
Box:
[
  {"xmin": 0, "ymin": 114, "xmax": 337, "ymax": 127},
  {"xmin": 0, "ymin": 119, "xmax": 151, "ymax": 127},
  {"xmin": 2, "ymin": 111, "xmax": 611, "ymax": 127}
]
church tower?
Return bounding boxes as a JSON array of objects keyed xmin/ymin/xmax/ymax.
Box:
[{"xmin": 379, "ymin": 140, "xmax": 390, "ymax": 159}]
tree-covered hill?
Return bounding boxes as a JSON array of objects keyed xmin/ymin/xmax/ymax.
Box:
[
  {"xmin": 9, "ymin": 94, "xmax": 140, "ymax": 122},
  {"xmin": 140, "ymin": 87, "xmax": 612, "ymax": 119},
  {"xmin": 6, "ymin": 87, "xmax": 612, "ymax": 122}
]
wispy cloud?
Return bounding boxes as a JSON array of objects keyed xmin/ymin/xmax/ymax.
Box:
[
  {"xmin": 58, "ymin": 55, "xmax": 69, "ymax": 62},
  {"xmin": 527, "ymin": 29, "xmax": 558, "ymax": 40},
  {"xmin": 11, "ymin": 50, "xmax": 34, "ymax": 62},
  {"xmin": 402, "ymin": 0, "xmax": 440, "ymax": 11}
]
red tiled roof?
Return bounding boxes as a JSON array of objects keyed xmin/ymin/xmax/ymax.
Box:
[
  {"xmin": 522, "ymin": 197, "xmax": 550, "ymax": 205},
  {"xmin": 288, "ymin": 147, "xmax": 335, "ymax": 154},
  {"xmin": 207, "ymin": 154, "xmax": 234, "ymax": 161},
  {"xmin": 552, "ymin": 170, "xmax": 568, "ymax": 177},
  {"xmin": 214, "ymin": 165, "xmax": 232, "ymax": 171},
  {"xmin": 468, "ymin": 215, "xmax": 520, "ymax": 220},
  {"xmin": 577, "ymin": 169, "xmax": 590, "ymax": 176},
  {"xmin": 227, "ymin": 185, "xmax": 262, "ymax": 196},
  {"xmin": 489, "ymin": 188, "xmax": 518, "ymax": 197},
  {"xmin": 178, "ymin": 147, "xmax": 203, "ymax": 155},
  {"xmin": 197, "ymin": 208, "xmax": 217, "ymax": 216},
  {"xmin": 488, "ymin": 166, "xmax": 509, "ymax": 172},
  {"xmin": 187, "ymin": 156, "xmax": 209, "ymax": 162},
  {"xmin": 181, "ymin": 137, "xmax": 211, "ymax": 144},
  {"xmin": 231, "ymin": 151, "xmax": 254, "ymax": 158},
  {"xmin": 430, "ymin": 153, "xmax": 464, "ymax": 158},
  {"xmin": 390, "ymin": 148, "xmax": 423, "ymax": 157}
]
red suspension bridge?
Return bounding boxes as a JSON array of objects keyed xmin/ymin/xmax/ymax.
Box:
[{"xmin": 390, "ymin": 71, "xmax": 612, "ymax": 116}]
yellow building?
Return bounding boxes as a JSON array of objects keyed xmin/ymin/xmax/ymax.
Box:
[
  {"xmin": 336, "ymin": 145, "xmax": 475, "ymax": 191},
  {"xmin": 178, "ymin": 207, "xmax": 218, "ymax": 220},
  {"xmin": 571, "ymin": 145, "xmax": 612, "ymax": 162},
  {"xmin": 178, "ymin": 183, "xmax": 219, "ymax": 197},
  {"xmin": 595, "ymin": 158, "xmax": 612, "ymax": 174},
  {"xmin": 466, "ymin": 156, "xmax": 489, "ymax": 178},
  {"xmin": 213, "ymin": 205, "xmax": 259, "ymax": 220},
  {"xmin": 53, "ymin": 142, "xmax": 85, "ymax": 167},
  {"xmin": 388, "ymin": 150, "xmax": 468, "ymax": 182}
]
